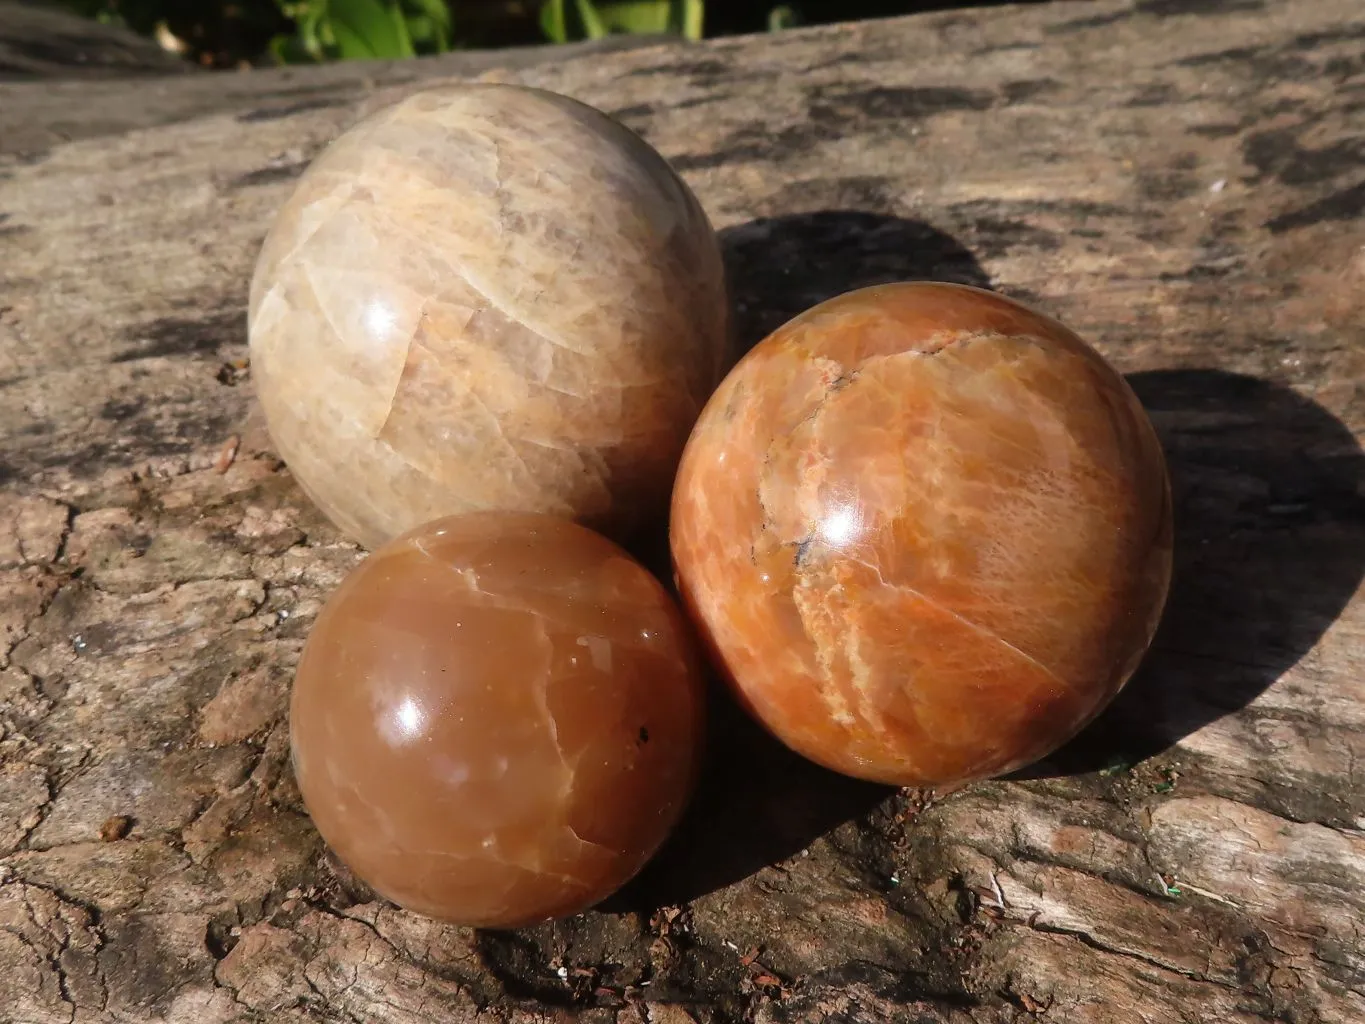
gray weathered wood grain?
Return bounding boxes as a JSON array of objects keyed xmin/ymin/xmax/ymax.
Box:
[
  {"xmin": 0, "ymin": 0, "xmax": 190, "ymax": 81},
  {"xmin": 2, "ymin": 1, "xmax": 1363, "ymax": 1021}
]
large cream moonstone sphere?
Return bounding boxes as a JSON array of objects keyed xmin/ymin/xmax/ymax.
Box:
[{"xmin": 248, "ymin": 85, "xmax": 729, "ymax": 549}]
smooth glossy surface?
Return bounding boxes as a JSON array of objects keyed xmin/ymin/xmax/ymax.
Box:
[
  {"xmin": 249, "ymin": 84, "xmax": 729, "ymax": 550},
  {"xmin": 291, "ymin": 513, "xmax": 706, "ymax": 927},
  {"xmin": 671, "ymin": 283, "xmax": 1172, "ymax": 787}
]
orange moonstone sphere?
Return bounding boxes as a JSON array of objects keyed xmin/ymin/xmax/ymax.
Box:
[
  {"xmin": 671, "ymin": 283, "xmax": 1172, "ymax": 787},
  {"xmin": 290, "ymin": 513, "xmax": 705, "ymax": 927}
]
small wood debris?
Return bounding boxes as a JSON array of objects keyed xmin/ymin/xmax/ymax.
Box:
[
  {"xmin": 99, "ymin": 814, "xmax": 133, "ymax": 841},
  {"xmin": 650, "ymin": 905, "xmax": 685, "ymax": 934},
  {"xmin": 214, "ymin": 435, "xmax": 240, "ymax": 474},
  {"xmin": 1153, "ymin": 767, "xmax": 1180, "ymax": 793},
  {"xmin": 216, "ymin": 358, "xmax": 250, "ymax": 385},
  {"xmin": 1018, "ymin": 990, "xmax": 1050, "ymax": 1014}
]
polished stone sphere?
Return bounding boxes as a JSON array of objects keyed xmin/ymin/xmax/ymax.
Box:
[
  {"xmin": 290, "ymin": 513, "xmax": 706, "ymax": 927},
  {"xmin": 671, "ymin": 283, "xmax": 1172, "ymax": 787},
  {"xmin": 249, "ymin": 84, "xmax": 729, "ymax": 550}
]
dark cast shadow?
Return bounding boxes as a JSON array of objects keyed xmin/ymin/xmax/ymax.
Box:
[
  {"xmin": 719, "ymin": 210, "xmax": 992, "ymax": 356},
  {"xmin": 1025, "ymin": 368, "xmax": 1365, "ymax": 776},
  {"xmin": 614, "ymin": 217, "xmax": 1365, "ymax": 905},
  {"xmin": 609, "ymin": 211, "xmax": 990, "ymax": 911},
  {"xmin": 604, "ymin": 683, "xmax": 892, "ymax": 913},
  {"xmin": 627, "ymin": 210, "xmax": 992, "ymax": 572}
]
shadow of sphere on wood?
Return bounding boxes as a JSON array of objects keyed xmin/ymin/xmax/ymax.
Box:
[
  {"xmin": 606, "ymin": 211, "xmax": 989, "ymax": 911},
  {"xmin": 718, "ymin": 210, "xmax": 992, "ymax": 355},
  {"xmin": 603, "ymin": 685, "xmax": 894, "ymax": 913},
  {"xmin": 1033, "ymin": 368, "xmax": 1365, "ymax": 776}
]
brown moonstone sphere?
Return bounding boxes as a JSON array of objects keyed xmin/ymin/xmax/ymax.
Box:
[
  {"xmin": 671, "ymin": 283, "xmax": 1172, "ymax": 788},
  {"xmin": 290, "ymin": 513, "xmax": 706, "ymax": 927},
  {"xmin": 248, "ymin": 84, "xmax": 729, "ymax": 550}
]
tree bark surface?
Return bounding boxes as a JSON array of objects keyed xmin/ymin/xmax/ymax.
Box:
[{"xmin": 1, "ymin": 1, "xmax": 1363, "ymax": 1021}]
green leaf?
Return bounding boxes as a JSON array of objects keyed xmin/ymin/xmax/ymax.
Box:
[
  {"xmin": 406, "ymin": 0, "xmax": 452, "ymax": 27},
  {"xmin": 294, "ymin": 6, "xmax": 328, "ymax": 61},
  {"xmin": 575, "ymin": 0, "xmax": 609, "ymax": 38},
  {"xmin": 539, "ymin": 0, "xmax": 606, "ymax": 41},
  {"xmin": 680, "ymin": 0, "xmax": 703, "ymax": 38},
  {"xmin": 389, "ymin": 2, "xmax": 416, "ymax": 54},
  {"xmin": 541, "ymin": 0, "xmax": 702, "ymax": 42},
  {"xmin": 269, "ymin": 33, "xmax": 299, "ymax": 63},
  {"xmin": 597, "ymin": 1, "xmax": 703, "ymax": 37},
  {"xmin": 540, "ymin": 0, "xmax": 568, "ymax": 43},
  {"xmin": 326, "ymin": 0, "xmax": 416, "ymax": 59},
  {"xmin": 1097, "ymin": 754, "xmax": 1132, "ymax": 777},
  {"xmin": 403, "ymin": 0, "xmax": 453, "ymax": 51},
  {"xmin": 768, "ymin": 5, "xmax": 800, "ymax": 31}
]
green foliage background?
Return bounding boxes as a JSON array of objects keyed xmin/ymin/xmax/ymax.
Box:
[{"xmin": 57, "ymin": 0, "xmax": 950, "ymax": 67}]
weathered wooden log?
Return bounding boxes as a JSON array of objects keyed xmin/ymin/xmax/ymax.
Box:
[
  {"xmin": 1, "ymin": 1, "xmax": 1363, "ymax": 1021},
  {"xmin": 0, "ymin": 0, "xmax": 190, "ymax": 81}
]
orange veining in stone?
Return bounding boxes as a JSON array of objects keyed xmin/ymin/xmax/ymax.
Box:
[{"xmin": 671, "ymin": 283, "xmax": 1172, "ymax": 786}]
